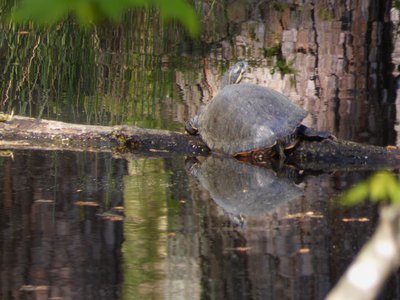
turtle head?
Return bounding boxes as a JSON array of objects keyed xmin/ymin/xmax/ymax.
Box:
[{"xmin": 221, "ymin": 60, "xmax": 248, "ymax": 88}]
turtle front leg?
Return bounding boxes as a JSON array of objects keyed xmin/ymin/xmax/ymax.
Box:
[{"xmin": 185, "ymin": 115, "xmax": 199, "ymax": 135}]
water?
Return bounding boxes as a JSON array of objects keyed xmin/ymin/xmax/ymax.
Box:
[
  {"xmin": 0, "ymin": 1, "xmax": 398, "ymax": 299},
  {"xmin": 0, "ymin": 150, "xmax": 379, "ymax": 299},
  {"xmin": 0, "ymin": 151, "xmax": 125, "ymax": 299}
]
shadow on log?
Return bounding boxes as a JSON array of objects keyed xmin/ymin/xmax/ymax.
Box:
[
  {"xmin": 287, "ymin": 139, "xmax": 400, "ymax": 171},
  {"xmin": 0, "ymin": 114, "xmax": 400, "ymax": 171}
]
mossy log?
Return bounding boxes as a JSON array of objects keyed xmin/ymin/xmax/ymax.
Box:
[
  {"xmin": 0, "ymin": 114, "xmax": 399, "ymax": 170},
  {"xmin": 0, "ymin": 115, "xmax": 209, "ymax": 155}
]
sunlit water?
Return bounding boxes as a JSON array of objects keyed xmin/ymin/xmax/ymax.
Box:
[{"xmin": 0, "ymin": 2, "xmax": 399, "ymax": 300}]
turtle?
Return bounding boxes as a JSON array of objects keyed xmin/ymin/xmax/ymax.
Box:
[{"xmin": 185, "ymin": 61, "xmax": 332, "ymax": 161}]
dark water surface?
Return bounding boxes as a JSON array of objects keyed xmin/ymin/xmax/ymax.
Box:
[
  {"xmin": 0, "ymin": 150, "xmax": 381, "ymax": 300},
  {"xmin": 1, "ymin": 1, "xmax": 399, "ymax": 299},
  {"xmin": 0, "ymin": 151, "xmax": 125, "ymax": 299}
]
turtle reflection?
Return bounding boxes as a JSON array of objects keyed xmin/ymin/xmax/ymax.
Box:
[{"xmin": 188, "ymin": 156, "xmax": 303, "ymax": 222}]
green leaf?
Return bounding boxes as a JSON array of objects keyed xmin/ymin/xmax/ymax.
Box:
[
  {"xmin": 341, "ymin": 182, "xmax": 370, "ymax": 206},
  {"xmin": 370, "ymin": 171, "xmax": 400, "ymax": 203},
  {"xmin": 154, "ymin": 0, "xmax": 200, "ymax": 36},
  {"xmin": 11, "ymin": 0, "xmax": 69, "ymax": 24},
  {"xmin": 341, "ymin": 171, "xmax": 400, "ymax": 206},
  {"xmin": 388, "ymin": 180, "xmax": 400, "ymax": 204},
  {"xmin": 98, "ymin": 0, "xmax": 134, "ymax": 21},
  {"xmin": 73, "ymin": 2, "xmax": 97, "ymax": 24},
  {"xmin": 369, "ymin": 172, "xmax": 390, "ymax": 202},
  {"xmin": 10, "ymin": 0, "xmax": 200, "ymax": 36}
]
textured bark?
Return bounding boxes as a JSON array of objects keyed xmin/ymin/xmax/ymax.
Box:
[
  {"xmin": 185, "ymin": 0, "xmax": 393, "ymax": 145},
  {"xmin": 0, "ymin": 115, "xmax": 209, "ymax": 155},
  {"xmin": 287, "ymin": 139, "xmax": 400, "ymax": 171}
]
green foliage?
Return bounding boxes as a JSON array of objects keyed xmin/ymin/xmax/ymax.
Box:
[
  {"xmin": 394, "ymin": 0, "xmax": 400, "ymax": 11},
  {"xmin": 264, "ymin": 45, "xmax": 280, "ymax": 58},
  {"xmin": 318, "ymin": 8, "xmax": 334, "ymax": 21},
  {"xmin": 264, "ymin": 44, "xmax": 298, "ymax": 78},
  {"xmin": 10, "ymin": 0, "xmax": 200, "ymax": 36},
  {"xmin": 341, "ymin": 171, "xmax": 400, "ymax": 206},
  {"xmin": 156, "ymin": 0, "xmax": 199, "ymax": 36},
  {"xmin": 270, "ymin": 1, "xmax": 289, "ymax": 12},
  {"xmin": 272, "ymin": 58, "xmax": 297, "ymax": 77}
]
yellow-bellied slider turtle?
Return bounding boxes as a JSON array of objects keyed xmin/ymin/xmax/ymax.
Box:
[{"xmin": 186, "ymin": 61, "xmax": 331, "ymax": 160}]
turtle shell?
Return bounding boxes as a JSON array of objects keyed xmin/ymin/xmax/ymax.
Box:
[{"xmin": 197, "ymin": 83, "xmax": 308, "ymax": 155}]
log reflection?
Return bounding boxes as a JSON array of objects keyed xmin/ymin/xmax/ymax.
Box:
[{"xmin": 0, "ymin": 151, "xmax": 125, "ymax": 299}]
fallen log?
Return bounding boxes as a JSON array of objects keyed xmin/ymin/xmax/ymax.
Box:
[
  {"xmin": 0, "ymin": 114, "xmax": 399, "ymax": 170},
  {"xmin": 286, "ymin": 139, "xmax": 400, "ymax": 171},
  {"xmin": 0, "ymin": 114, "xmax": 209, "ymax": 155}
]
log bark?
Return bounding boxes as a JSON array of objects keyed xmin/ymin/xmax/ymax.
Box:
[
  {"xmin": 286, "ymin": 139, "xmax": 400, "ymax": 171},
  {"xmin": 0, "ymin": 114, "xmax": 400, "ymax": 171},
  {"xmin": 0, "ymin": 115, "xmax": 209, "ymax": 155}
]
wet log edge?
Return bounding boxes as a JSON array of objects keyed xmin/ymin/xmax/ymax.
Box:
[
  {"xmin": 0, "ymin": 115, "xmax": 400, "ymax": 169},
  {"xmin": 0, "ymin": 115, "xmax": 209, "ymax": 155}
]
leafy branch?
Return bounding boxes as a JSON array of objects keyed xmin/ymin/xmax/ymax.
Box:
[{"xmin": 10, "ymin": 0, "xmax": 200, "ymax": 36}]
